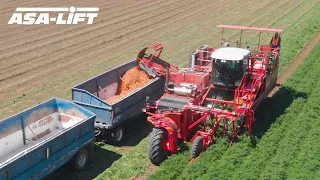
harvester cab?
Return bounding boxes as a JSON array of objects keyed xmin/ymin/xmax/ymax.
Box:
[{"xmin": 210, "ymin": 47, "xmax": 250, "ymax": 89}]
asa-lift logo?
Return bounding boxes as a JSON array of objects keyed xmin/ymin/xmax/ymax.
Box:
[{"xmin": 8, "ymin": 6, "xmax": 99, "ymax": 25}]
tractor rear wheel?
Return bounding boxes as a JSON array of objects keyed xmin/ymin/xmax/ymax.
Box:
[
  {"xmin": 148, "ymin": 128, "xmax": 168, "ymax": 165},
  {"xmin": 190, "ymin": 136, "xmax": 203, "ymax": 159}
]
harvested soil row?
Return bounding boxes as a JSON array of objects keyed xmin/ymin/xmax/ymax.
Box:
[
  {"xmin": 0, "ymin": 0, "xmax": 213, "ymax": 103},
  {"xmin": 163, "ymin": 0, "xmax": 286, "ymax": 62},
  {"xmin": 0, "ymin": 0, "xmax": 183, "ymax": 70},
  {"xmin": 0, "ymin": 0, "xmax": 184, "ymax": 81},
  {"xmin": 0, "ymin": 0, "xmax": 163, "ymax": 49},
  {"xmin": 0, "ymin": 0, "xmax": 123, "ymax": 34},
  {"xmin": 0, "ymin": 0, "xmax": 189, "ymax": 81}
]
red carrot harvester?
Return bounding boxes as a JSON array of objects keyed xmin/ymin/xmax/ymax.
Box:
[{"xmin": 138, "ymin": 25, "xmax": 283, "ymax": 165}]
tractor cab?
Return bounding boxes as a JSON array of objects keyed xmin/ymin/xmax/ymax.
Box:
[{"xmin": 210, "ymin": 47, "xmax": 250, "ymax": 89}]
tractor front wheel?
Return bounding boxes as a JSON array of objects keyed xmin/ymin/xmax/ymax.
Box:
[
  {"xmin": 190, "ymin": 136, "xmax": 203, "ymax": 159},
  {"xmin": 148, "ymin": 128, "xmax": 168, "ymax": 165}
]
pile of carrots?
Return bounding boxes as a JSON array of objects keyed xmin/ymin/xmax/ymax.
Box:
[{"xmin": 105, "ymin": 67, "xmax": 154, "ymax": 104}]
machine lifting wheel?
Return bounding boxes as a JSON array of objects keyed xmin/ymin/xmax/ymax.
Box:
[
  {"xmin": 148, "ymin": 128, "xmax": 168, "ymax": 165},
  {"xmin": 74, "ymin": 148, "xmax": 89, "ymax": 170},
  {"xmin": 111, "ymin": 125, "xmax": 125, "ymax": 145},
  {"xmin": 190, "ymin": 136, "xmax": 203, "ymax": 159}
]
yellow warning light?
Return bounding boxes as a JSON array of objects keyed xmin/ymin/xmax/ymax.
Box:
[
  {"xmin": 166, "ymin": 126, "xmax": 173, "ymax": 131},
  {"xmin": 237, "ymin": 99, "xmax": 243, "ymax": 105}
]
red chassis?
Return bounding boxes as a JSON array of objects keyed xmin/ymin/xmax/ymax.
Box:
[{"xmin": 140, "ymin": 25, "xmax": 283, "ymax": 165}]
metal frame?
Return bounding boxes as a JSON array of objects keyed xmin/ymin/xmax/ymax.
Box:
[{"xmin": 216, "ymin": 25, "xmax": 283, "ymax": 49}]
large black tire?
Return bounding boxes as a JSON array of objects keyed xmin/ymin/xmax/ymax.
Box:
[
  {"xmin": 148, "ymin": 128, "xmax": 168, "ymax": 165},
  {"xmin": 190, "ymin": 136, "xmax": 203, "ymax": 159},
  {"xmin": 74, "ymin": 148, "xmax": 89, "ymax": 171},
  {"xmin": 111, "ymin": 126, "xmax": 125, "ymax": 145}
]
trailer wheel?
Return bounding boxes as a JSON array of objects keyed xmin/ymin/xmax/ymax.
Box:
[
  {"xmin": 74, "ymin": 148, "xmax": 89, "ymax": 170},
  {"xmin": 148, "ymin": 128, "xmax": 168, "ymax": 165},
  {"xmin": 190, "ymin": 136, "xmax": 203, "ymax": 159},
  {"xmin": 111, "ymin": 126, "xmax": 125, "ymax": 145}
]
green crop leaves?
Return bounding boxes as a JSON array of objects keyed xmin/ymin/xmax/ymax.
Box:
[{"xmin": 95, "ymin": 138, "xmax": 150, "ymax": 180}]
